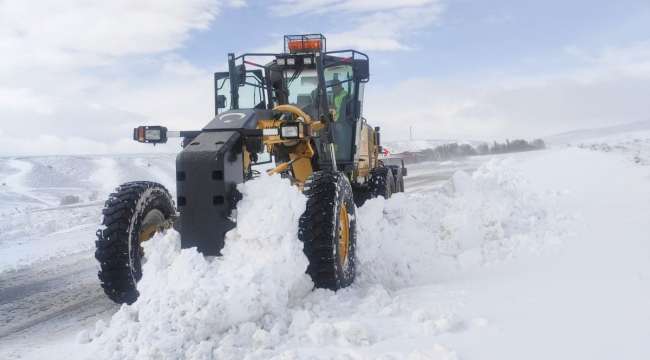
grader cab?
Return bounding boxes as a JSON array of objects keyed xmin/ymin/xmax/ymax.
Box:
[{"xmin": 96, "ymin": 34, "xmax": 407, "ymax": 304}]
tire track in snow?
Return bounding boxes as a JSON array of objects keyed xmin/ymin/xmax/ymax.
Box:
[{"xmin": 0, "ymin": 253, "xmax": 116, "ymax": 339}]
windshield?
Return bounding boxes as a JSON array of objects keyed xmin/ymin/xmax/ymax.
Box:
[
  {"xmin": 324, "ymin": 65, "xmax": 354, "ymax": 110},
  {"xmin": 284, "ymin": 69, "xmax": 319, "ymax": 118},
  {"xmin": 216, "ymin": 74, "xmax": 265, "ymax": 110}
]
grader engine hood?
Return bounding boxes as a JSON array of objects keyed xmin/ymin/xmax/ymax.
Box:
[{"xmin": 176, "ymin": 109, "xmax": 271, "ymax": 255}]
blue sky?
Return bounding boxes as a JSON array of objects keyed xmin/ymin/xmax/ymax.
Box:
[
  {"xmin": 1, "ymin": 0, "xmax": 649, "ymax": 154},
  {"xmin": 181, "ymin": 0, "xmax": 649, "ymax": 81}
]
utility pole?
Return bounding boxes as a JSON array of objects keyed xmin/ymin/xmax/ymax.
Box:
[{"xmin": 409, "ymin": 126, "xmax": 413, "ymax": 141}]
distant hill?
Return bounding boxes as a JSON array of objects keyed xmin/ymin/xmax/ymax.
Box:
[{"xmin": 545, "ymin": 120, "xmax": 650, "ymax": 145}]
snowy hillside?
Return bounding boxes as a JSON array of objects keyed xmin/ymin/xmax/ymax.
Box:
[
  {"xmin": 545, "ymin": 120, "xmax": 650, "ymax": 145},
  {"xmin": 0, "ymin": 154, "xmax": 176, "ymax": 272},
  {"xmin": 2, "ymin": 130, "xmax": 650, "ymax": 359},
  {"xmin": 574, "ymin": 129, "xmax": 650, "ymax": 166}
]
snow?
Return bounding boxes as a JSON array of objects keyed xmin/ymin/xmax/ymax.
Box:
[
  {"xmin": 88, "ymin": 174, "xmax": 313, "ymax": 359},
  {"xmin": 0, "ymin": 154, "xmax": 175, "ymax": 272},
  {"xmin": 357, "ymin": 158, "xmax": 568, "ymax": 292},
  {"xmin": 3, "ymin": 129, "xmax": 650, "ymax": 359},
  {"xmin": 79, "ymin": 154, "xmax": 570, "ymax": 359},
  {"xmin": 574, "ymin": 129, "xmax": 650, "ymax": 165},
  {"xmin": 545, "ymin": 120, "xmax": 650, "ymax": 145}
]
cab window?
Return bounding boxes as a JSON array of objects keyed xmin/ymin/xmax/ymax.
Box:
[
  {"xmin": 215, "ymin": 73, "xmax": 265, "ymax": 110},
  {"xmin": 324, "ymin": 64, "xmax": 356, "ymax": 161}
]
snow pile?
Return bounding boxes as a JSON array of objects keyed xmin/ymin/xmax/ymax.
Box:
[
  {"xmin": 91, "ymin": 174, "xmax": 313, "ymax": 359},
  {"xmin": 356, "ymin": 158, "xmax": 568, "ymax": 288},
  {"xmin": 86, "ymin": 159, "xmax": 569, "ymax": 359}
]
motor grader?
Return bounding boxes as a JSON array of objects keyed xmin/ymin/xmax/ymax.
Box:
[{"xmin": 95, "ymin": 34, "xmax": 407, "ymax": 304}]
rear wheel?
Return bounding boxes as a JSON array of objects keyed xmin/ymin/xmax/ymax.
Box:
[
  {"xmin": 395, "ymin": 171, "xmax": 405, "ymax": 193},
  {"xmin": 369, "ymin": 167, "xmax": 393, "ymax": 199},
  {"xmin": 95, "ymin": 181, "xmax": 175, "ymax": 304},
  {"xmin": 299, "ymin": 171, "xmax": 357, "ymax": 290}
]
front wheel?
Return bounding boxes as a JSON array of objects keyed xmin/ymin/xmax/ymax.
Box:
[
  {"xmin": 95, "ymin": 181, "xmax": 175, "ymax": 304},
  {"xmin": 299, "ymin": 171, "xmax": 357, "ymax": 290}
]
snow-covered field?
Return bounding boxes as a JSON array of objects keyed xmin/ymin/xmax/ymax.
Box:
[
  {"xmin": 0, "ymin": 154, "xmax": 176, "ymax": 273},
  {"xmin": 2, "ymin": 130, "xmax": 650, "ymax": 359}
]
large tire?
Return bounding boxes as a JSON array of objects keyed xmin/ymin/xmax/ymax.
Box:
[
  {"xmin": 369, "ymin": 167, "xmax": 393, "ymax": 199},
  {"xmin": 95, "ymin": 181, "xmax": 175, "ymax": 304},
  {"xmin": 395, "ymin": 171, "xmax": 405, "ymax": 193},
  {"xmin": 299, "ymin": 171, "xmax": 357, "ymax": 290},
  {"xmin": 352, "ymin": 186, "xmax": 370, "ymax": 208}
]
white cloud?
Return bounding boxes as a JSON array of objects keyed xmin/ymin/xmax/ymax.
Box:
[
  {"xmin": 274, "ymin": 0, "xmax": 437, "ymax": 16},
  {"xmin": 0, "ymin": 0, "xmax": 244, "ymax": 156},
  {"xmin": 0, "ymin": 0, "xmax": 219, "ymax": 72},
  {"xmin": 367, "ymin": 41, "xmax": 650, "ymax": 141},
  {"xmin": 0, "ymin": 87, "xmax": 55, "ymax": 115},
  {"xmin": 272, "ymin": 0, "xmax": 444, "ymax": 51}
]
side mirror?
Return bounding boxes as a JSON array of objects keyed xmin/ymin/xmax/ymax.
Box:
[
  {"xmin": 354, "ymin": 60, "xmax": 369, "ymax": 81},
  {"xmin": 402, "ymin": 167, "xmax": 408, "ymax": 177},
  {"xmin": 216, "ymin": 95, "xmax": 227, "ymax": 109},
  {"xmin": 237, "ymin": 64, "xmax": 247, "ymax": 85}
]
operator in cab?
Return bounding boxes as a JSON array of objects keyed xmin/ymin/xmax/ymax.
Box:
[
  {"xmin": 330, "ymin": 79, "xmax": 348, "ymax": 122},
  {"xmin": 327, "ymin": 78, "xmax": 353, "ymax": 159}
]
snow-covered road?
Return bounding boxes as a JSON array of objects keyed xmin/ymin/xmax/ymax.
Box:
[
  {"xmin": 0, "ymin": 156, "xmax": 482, "ymax": 355},
  {"xmin": 1, "ymin": 137, "xmax": 650, "ymax": 359}
]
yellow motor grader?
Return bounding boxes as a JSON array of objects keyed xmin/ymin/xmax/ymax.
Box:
[{"xmin": 95, "ymin": 34, "xmax": 407, "ymax": 304}]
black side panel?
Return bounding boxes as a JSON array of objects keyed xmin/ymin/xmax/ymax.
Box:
[
  {"xmin": 176, "ymin": 131, "xmax": 243, "ymax": 255},
  {"xmin": 203, "ymin": 109, "xmax": 272, "ymax": 131}
]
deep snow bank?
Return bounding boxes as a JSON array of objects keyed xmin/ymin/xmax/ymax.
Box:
[
  {"xmin": 90, "ymin": 174, "xmax": 312, "ymax": 359},
  {"xmin": 87, "ymin": 159, "xmax": 568, "ymax": 359},
  {"xmin": 356, "ymin": 158, "xmax": 568, "ymax": 288}
]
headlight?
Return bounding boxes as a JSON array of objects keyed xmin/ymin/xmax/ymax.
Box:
[
  {"xmin": 287, "ymin": 57, "xmax": 296, "ymax": 65},
  {"xmin": 280, "ymin": 125, "xmax": 299, "ymax": 138},
  {"xmin": 304, "ymin": 57, "xmax": 313, "ymax": 65},
  {"xmin": 133, "ymin": 126, "xmax": 168, "ymax": 144},
  {"xmin": 145, "ymin": 129, "xmax": 161, "ymax": 140},
  {"xmin": 276, "ymin": 58, "xmax": 286, "ymax": 65},
  {"xmin": 262, "ymin": 128, "xmax": 279, "ymax": 136}
]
